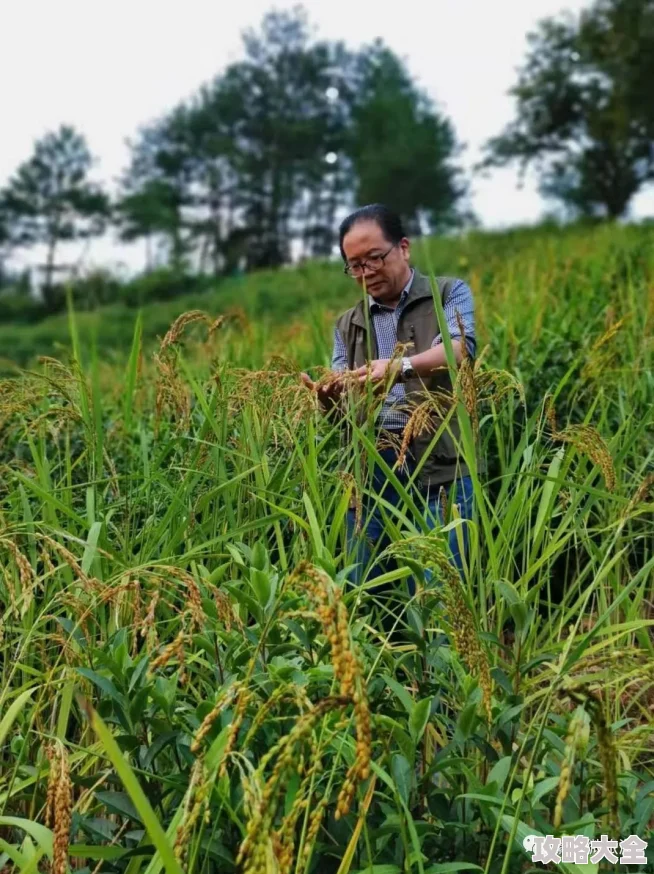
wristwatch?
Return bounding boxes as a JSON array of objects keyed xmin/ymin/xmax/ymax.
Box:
[{"xmin": 400, "ymin": 357, "xmax": 415, "ymax": 382}]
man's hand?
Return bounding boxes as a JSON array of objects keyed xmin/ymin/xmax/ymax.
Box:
[
  {"xmin": 300, "ymin": 371, "xmax": 346, "ymax": 410},
  {"xmin": 355, "ymin": 358, "xmax": 401, "ymax": 388}
]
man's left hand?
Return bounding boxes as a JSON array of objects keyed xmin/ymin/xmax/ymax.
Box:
[{"xmin": 355, "ymin": 358, "xmax": 401, "ymax": 387}]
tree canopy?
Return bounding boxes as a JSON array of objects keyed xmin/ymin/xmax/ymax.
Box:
[
  {"xmin": 483, "ymin": 0, "xmax": 654, "ymax": 219},
  {"xmin": 117, "ymin": 8, "xmax": 466, "ymax": 272},
  {"xmin": 0, "ymin": 125, "xmax": 109, "ymax": 296}
]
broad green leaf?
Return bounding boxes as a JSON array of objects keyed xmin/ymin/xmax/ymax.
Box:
[
  {"xmin": 383, "ymin": 675, "xmax": 414, "ymax": 715},
  {"xmin": 351, "ymin": 865, "xmax": 402, "ymax": 874},
  {"xmin": 86, "ymin": 702, "xmax": 184, "ymax": 874},
  {"xmin": 391, "ymin": 754, "xmax": 412, "ymax": 806},
  {"xmin": 75, "ymin": 668, "xmax": 122, "ymax": 703},
  {"xmin": 70, "ymin": 845, "xmax": 127, "ymax": 861},
  {"xmin": 81, "ymin": 521, "xmax": 103, "ymax": 575},
  {"xmin": 533, "ymin": 447, "xmax": 565, "ymax": 550},
  {"xmin": 249, "ymin": 568, "xmax": 272, "ymax": 609},
  {"xmin": 456, "ymin": 700, "xmax": 478, "ymax": 740},
  {"xmin": 531, "ymin": 775, "xmax": 560, "ymax": 805},
  {"xmin": 0, "ymin": 837, "xmax": 28, "ymax": 868},
  {"xmin": 95, "ymin": 790, "xmax": 143, "ymax": 823},
  {"xmin": 486, "ymin": 756, "xmax": 512, "ymax": 790},
  {"xmin": 409, "ymin": 697, "xmax": 432, "ymax": 745},
  {"xmin": 426, "ymin": 865, "xmax": 483, "ymax": 874},
  {"xmin": 0, "ymin": 819, "xmax": 52, "ymax": 858},
  {"xmin": 0, "ymin": 688, "xmax": 35, "ymax": 750}
]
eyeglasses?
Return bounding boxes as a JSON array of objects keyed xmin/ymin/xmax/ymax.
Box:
[{"xmin": 343, "ymin": 244, "xmax": 396, "ymax": 277}]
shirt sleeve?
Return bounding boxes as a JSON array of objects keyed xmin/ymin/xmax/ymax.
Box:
[
  {"xmin": 431, "ymin": 278, "xmax": 476, "ymax": 358},
  {"xmin": 331, "ymin": 326, "xmax": 347, "ymax": 372}
]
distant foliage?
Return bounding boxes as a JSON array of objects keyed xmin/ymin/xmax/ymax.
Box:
[{"xmin": 483, "ymin": 0, "xmax": 654, "ymax": 218}]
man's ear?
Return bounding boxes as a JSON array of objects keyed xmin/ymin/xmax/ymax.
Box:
[{"xmin": 400, "ymin": 237, "xmax": 411, "ymax": 261}]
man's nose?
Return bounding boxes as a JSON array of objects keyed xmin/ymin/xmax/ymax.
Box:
[{"xmin": 362, "ymin": 263, "xmax": 377, "ymax": 279}]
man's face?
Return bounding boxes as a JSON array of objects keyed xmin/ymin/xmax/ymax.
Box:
[{"xmin": 342, "ymin": 220, "xmax": 411, "ymax": 305}]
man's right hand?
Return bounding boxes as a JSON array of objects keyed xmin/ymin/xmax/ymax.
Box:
[{"xmin": 300, "ymin": 372, "xmax": 346, "ymax": 411}]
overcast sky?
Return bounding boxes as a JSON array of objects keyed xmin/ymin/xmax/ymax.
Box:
[{"xmin": 2, "ymin": 0, "xmax": 653, "ymax": 274}]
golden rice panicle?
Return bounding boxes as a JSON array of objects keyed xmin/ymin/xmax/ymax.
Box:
[
  {"xmin": 338, "ymin": 471, "xmax": 362, "ymax": 535},
  {"xmin": 40, "ymin": 535, "xmax": 91, "ymax": 586},
  {"xmin": 4, "ymin": 538, "xmax": 34, "ymax": 612},
  {"xmin": 207, "ymin": 314, "xmax": 225, "ymax": 337},
  {"xmin": 274, "ymin": 764, "xmax": 324, "ymax": 873},
  {"xmin": 555, "ymin": 424, "xmax": 616, "ymax": 491},
  {"xmin": 398, "ymin": 400, "xmax": 434, "ymax": 467},
  {"xmin": 443, "ymin": 572, "xmax": 492, "ymax": 725},
  {"xmin": 622, "ymin": 473, "xmax": 654, "ymax": 519},
  {"xmin": 288, "ymin": 563, "xmax": 372, "ymax": 821},
  {"xmin": 219, "ymin": 687, "xmax": 252, "ymax": 779},
  {"xmin": 40, "ymin": 547, "xmax": 56, "ymax": 577},
  {"xmin": 44, "ymin": 744, "xmax": 59, "ymax": 828},
  {"xmin": 159, "ymin": 310, "xmax": 210, "ymax": 354},
  {"xmin": 474, "ymin": 367, "xmax": 525, "ymax": 407},
  {"xmin": 303, "ymin": 797, "xmax": 327, "ymax": 858},
  {"xmin": 191, "ymin": 685, "xmax": 239, "ymax": 755},
  {"xmin": 457, "ymin": 354, "xmax": 478, "ymax": 436},
  {"xmin": 336, "ymin": 674, "xmax": 372, "ymax": 820},
  {"xmin": 45, "ymin": 742, "xmax": 72, "ymax": 874},
  {"xmin": 455, "ymin": 310, "xmax": 469, "ymax": 361},
  {"xmin": 388, "ymin": 534, "xmax": 492, "ymax": 723},
  {"xmin": 166, "ymin": 566, "xmax": 205, "ymax": 631},
  {"xmin": 545, "ymin": 398, "xmax": 616, "ymax": 491},
  {"xmin": 238, "ymin": 697, "xmax": 347, "ymax": 874},
  {"xmin": 452, "ymin": 309, "xmax": 478, "ymax": 432},
  {"xmin": 140, "ymin": 590, "xmax": 160, "ymax": 649},
  {"xmin": 153, "ymin": 354, "xmax": 190, "ymax": 433},
  {"xmin": 545, "ymin": 395, "xmax": 558, "ymax": 434},
  {"xmin": 149, "ymin": 630, "xmax": 186, "ymax": 679},
  {"xmin": 174, "ymin": 760, "xmax": 212, "ymax": 863},
  {"xmin": 214, "ymin": 586, "xmax": 242, "ymax": 632}
]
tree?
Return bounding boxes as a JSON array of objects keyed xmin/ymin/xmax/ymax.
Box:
[
  {"xmin": 0, "ymin": 212, "xmax": 10, "ymax": 288},
  {"xmin": 121, "ymin": 7, "xmax": 351, "ymax": 272},
  {"xmin": 119, "ymin": 7, "xmax": 466, "ymax": 271},
  {"xmin": 118, "ymin": 106, "xmax": 200, "ymax": 272},
  {"xmin": 482, "ymin": 0, "xmax": 654, "ymax": 219},
  {"xmin": 346, "ymin": 42, "xmax": 467, "ymax": 234},
  {"xmin": 115, "ymin": 179, "xmax": 186, "ymax": 271},
  {"xmin": 0, "ymin": 126, "xmax": 109, "ymax": 299}
]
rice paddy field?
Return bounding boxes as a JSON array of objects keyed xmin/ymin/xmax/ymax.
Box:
[{"xmin": 0, "ymin": 222, "xmax": 653, "ymax": 873}]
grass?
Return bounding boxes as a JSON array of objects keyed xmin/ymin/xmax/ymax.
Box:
[{"xmin": 0, "ymin": 221, "xmax": 653, "ymax": 873}]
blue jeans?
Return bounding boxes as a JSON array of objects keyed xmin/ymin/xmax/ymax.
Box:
[{"xmin": 345, "ymin": 445, "xmax": 474, "ymax": 596}]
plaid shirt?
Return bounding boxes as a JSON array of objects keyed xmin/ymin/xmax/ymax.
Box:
[{"xmin": 331, "ymin": 270, "xmax": 476, "ymax": 430}]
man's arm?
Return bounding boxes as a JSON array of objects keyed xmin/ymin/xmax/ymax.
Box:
[
  {"xmin": 411, "ymin": 278, "xmax": 476, "ymax": 374},
  {"xmin": 356, "ymin": 279, "xmax": 476, "ymax": 384},
  {"xmin": 331, "ymin": 326, "xmax": 348, "ymax": 373},
  {"xmin": 432, "ymin": 278, "xmax": 476, "ymax": 358}
]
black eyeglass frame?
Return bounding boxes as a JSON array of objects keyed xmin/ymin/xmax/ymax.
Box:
[{"xmin": 343, "ymin": 243, "xmax": 396, "ymax": 277}]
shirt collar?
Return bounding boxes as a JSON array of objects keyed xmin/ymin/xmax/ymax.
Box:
[{"xmin": 369, "ymin": 268, "xmax": 415, "ymax": 311}]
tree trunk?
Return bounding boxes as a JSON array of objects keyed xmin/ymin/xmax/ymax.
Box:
[{"xmin": 42, "ymin": 234, "xmax": 58, "ymax": 311}]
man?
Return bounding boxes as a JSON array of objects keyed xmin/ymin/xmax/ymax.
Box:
[{"xmin": 302, "ymin": 203, "xmax": 476, "ymax": 592}]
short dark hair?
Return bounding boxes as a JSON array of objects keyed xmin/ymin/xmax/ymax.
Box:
[{"xmin": 338, "ymin": 204, "xmax": 407, "ymax": 261}]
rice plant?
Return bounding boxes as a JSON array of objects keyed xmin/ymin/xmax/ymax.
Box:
[{"xmin": 0, "ymin": 223, "xmax": 653, "ymax": 873}]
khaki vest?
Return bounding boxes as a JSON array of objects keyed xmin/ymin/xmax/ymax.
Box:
[{"xmin": 335, "ymin": 271, "xmax": 471, "ymax": 489}]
